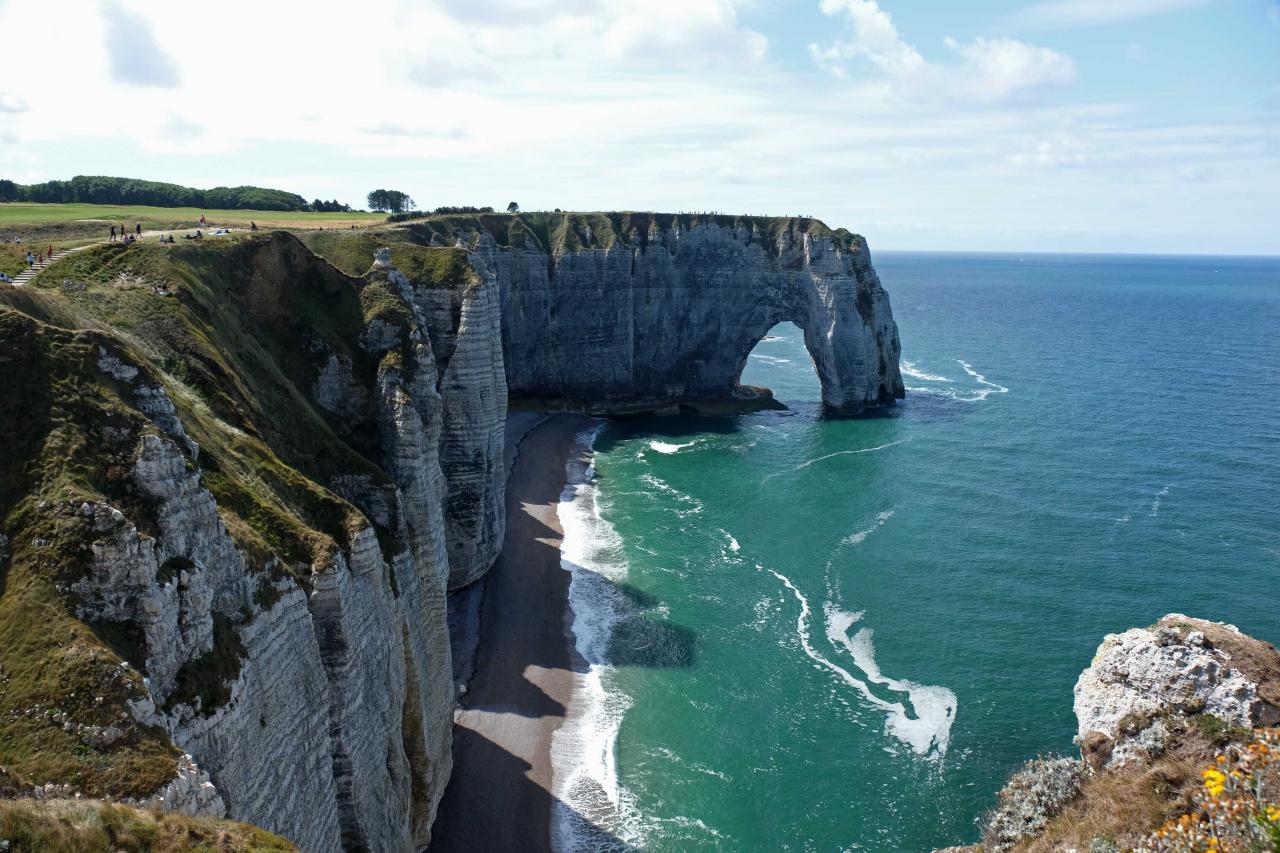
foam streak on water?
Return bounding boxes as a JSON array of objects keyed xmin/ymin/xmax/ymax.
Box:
[
  {"xmin": 901, "ymin": 361, "xmax": 953, "ymax": 382},
  {"xmin": 794, "ymin": 440, "xmax": 911, "ymax": 471},
  {"xmin": 766, "ymin": 568, "xmax": 957, "ymax": 760}
]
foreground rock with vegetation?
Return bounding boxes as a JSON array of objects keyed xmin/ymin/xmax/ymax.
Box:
[{"xmin": 941, "ymin": 615, "xmax": 1280, "ymax": 853}]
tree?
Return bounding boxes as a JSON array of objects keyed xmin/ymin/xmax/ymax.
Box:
[
  {"xmin": 0, "ymin": 179, "xmax": 18, "ymax": 202},
  {"xmin": 367, "ymin": 189, "xmax": 415, "ymax": 214},
  {"xmin": 507, "ymin": 201, "xmax": 519, "ymax": 213}
]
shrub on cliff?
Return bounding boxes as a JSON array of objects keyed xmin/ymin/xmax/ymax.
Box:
[
  {"xmin": 981, "ymin": 756, "xmax": 1086, "ymax": 852},
  {"xmin": 1137, "ymin": 729, "xmax": 1280, "ymax": 852}
]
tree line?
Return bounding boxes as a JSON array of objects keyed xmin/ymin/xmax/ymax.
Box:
[{"xmin": 0, "ymin": 176, "xmax": 344, "ymax": 212}]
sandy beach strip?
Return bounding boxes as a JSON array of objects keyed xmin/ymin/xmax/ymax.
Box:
[{"xmin": 429, "ymin": 412, "xmax": 598, "ymax": 853}]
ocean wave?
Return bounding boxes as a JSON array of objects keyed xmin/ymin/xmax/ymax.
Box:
[
  {"xmin": 649, "ymin": 440, "xmax": 696, "ymax": 454},
  {"xmin": 900, "ymin": 361, "xmax": 952, "ymax": 383},
  {"xmin": 749, "ymin": 354, "xmax": 792, "ymax": 364},
  {"xmin": 552, "ymin": 427, "xmax": 639, "ymax": 852},
  {"xmin": 760, "ymin": 335, "xmax": 784, "ymax": 342},
  {"xmin": 766, "ymin": 568, "xmax": 956, "ymax": 760}
]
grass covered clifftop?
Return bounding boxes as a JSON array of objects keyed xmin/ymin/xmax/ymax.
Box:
[
  {"xmin": 298, "ymin": 211, "xmax": 867, "ymax": 261},
  {"xmin": 384, "ymin": 208, "xmax": 865, "ymax": 256},
  {"xmin": 0, "ymin": 230, "xmax": 468, "ymax": 803}
]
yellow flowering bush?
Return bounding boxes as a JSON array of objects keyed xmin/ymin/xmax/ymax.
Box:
[{"xmin": 1137, "ymin": 729, "xmax": 1280, "ymax": 852}]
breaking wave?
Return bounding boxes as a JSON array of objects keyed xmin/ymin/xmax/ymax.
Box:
[
  {"xmin": 553, "ymin": 428, "xmax": 640, "ymax": 852},
  {"xmin": 649, "ymin": 440, "xmax": 695, "ymax": 454}
]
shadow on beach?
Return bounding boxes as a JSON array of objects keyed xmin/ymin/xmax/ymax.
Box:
[
  {"xmin": 430, "ymin": 413, "xmax": 690, "ymax": 853},
  {"xmin": 428, "ymin": 727, "xmax": 637, "ymax": 853}
]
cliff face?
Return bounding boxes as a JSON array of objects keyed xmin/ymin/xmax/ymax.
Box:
[
  {"xmin": 463, "ymin": 214, "xmax": 903, "ymax": 415},
  {"xmin": 0, "ymin": 235, "xmax": 481, "ymax": 850}
]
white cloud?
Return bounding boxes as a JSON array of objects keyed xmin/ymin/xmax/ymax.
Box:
[
  {"xmin": 0, "ymin": 92, "xmax": 27, "ymax": 113},
  {"xmin": 1016, "ymin": 0, "xmax": 1210, "ymax": 28},
  {"xmin": 944, "ymin": 36, "xmax": 1077, "ymax": 103},
  {"xmin": 100, "ymin": 0, "xmax": 181, "ymax": 88},
  {"xmin": 601, "ymin": 0, "xmax": 767, "ymax": 65},
  {"xmin": 809, "ymin": 0, "xmax": 925, "ymax": 76},
  {"xmin": 811, "ymin": 0, "xmax": 1076, "ymax": 104}
]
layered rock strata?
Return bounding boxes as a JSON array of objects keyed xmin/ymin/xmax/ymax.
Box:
[{"xmin": 441, "ymin": 214, "xmax": 903, "ymax": 415}]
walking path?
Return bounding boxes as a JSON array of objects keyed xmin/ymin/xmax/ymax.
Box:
[{"xmin": 7, "ymin": 229, "xmax": 225, "ymax": 287}]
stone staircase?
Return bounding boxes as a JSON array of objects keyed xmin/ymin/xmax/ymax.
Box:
[{"xmin": 11, "ymin": 246, "xmax": 89, "ymax": 286}]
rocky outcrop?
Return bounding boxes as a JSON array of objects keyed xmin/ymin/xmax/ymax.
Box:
[
  {"xmin": 1074, "ymin": 614, "xmax": 1280, "ymax": 770},
  {"xmin": 441, "ymin": 214, "xmax": 903, "ymax": 415},
  {"xmin": 941, "ymin": 615, "xmax": 1280, "ymax": 853}
]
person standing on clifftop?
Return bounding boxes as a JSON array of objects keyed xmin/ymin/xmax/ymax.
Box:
[
  {"xmin": 135, "ymin": 223, "xmax": 141, "ymax": 237},
  {"xmin": 110, "ymin": 225, "xmax": 116, "ymax": 241}
]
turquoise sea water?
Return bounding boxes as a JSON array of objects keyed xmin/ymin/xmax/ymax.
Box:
[{"xmin": 554, "ymin": 252, "xmax": 1280, "ymax": 852}]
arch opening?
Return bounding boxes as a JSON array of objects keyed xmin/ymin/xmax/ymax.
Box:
[{"xmin": 737, "ymin": 321, "xmax": 822, "ymax": 407}]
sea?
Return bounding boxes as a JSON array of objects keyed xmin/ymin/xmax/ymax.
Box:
[{"xmin": 550, "ymin": 252, "xmax": 1280, "ymax": 852}]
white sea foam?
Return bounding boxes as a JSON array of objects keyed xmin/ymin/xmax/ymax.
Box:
[
  {"xmin": 954, "ymin": 360, "xmax": 1010, "ymax": 401},
  {"xmin": 843, "ymin": 510, "xmax": 895, "ymax": 546},
  {"xmin": 825, "ymin": 607, "xmax": 958, "ymax": 758},
  {"xmin": 749, "ymin": 353, "xmax": 792, "ymax": 364},
  {"xmin": 721, "ymin": 530, "xmax": 741, "ymax": 552},
  {"xmin": 1150, "ymin": 484, "xmax": 1172, "ymax": 517},
  {"xmin": 900, "ymin": 361, "xmax": 952, "ymax": 383},
  {"xmin": 552, "ymin": 427, "xmax": 641, "ymax": 851},
  {"xmin": 649, "ymin": 440, "xmax": 695, "ymax": 454},
  {"xmin": 760, "ymin": 335, "xmax": 784, "ymax": 342},
  {"xmin": 766, "ymin": 569, "xmax": 956, "ymax": 759},
  {"xmin": 905, "ymin": 360, "xmax": 1009, "ymax": 403}
]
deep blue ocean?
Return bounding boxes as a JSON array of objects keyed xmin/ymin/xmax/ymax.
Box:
[{"xmin": 553, "ymin": 252, "xmax": 1280, "ymax": 852}]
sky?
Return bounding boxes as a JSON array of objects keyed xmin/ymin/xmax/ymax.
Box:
[{"xmin": 0, "ymin": 0, "xmax": 1277, "ymax": 253}]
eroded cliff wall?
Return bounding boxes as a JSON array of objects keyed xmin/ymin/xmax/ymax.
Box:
[
  {"xmin": 463, "ymin": 214, "xmax": 903, "ymax": 415},
  {"xmin": 0, "ymin": 235, "xmax": 486, "ymax": 851}
]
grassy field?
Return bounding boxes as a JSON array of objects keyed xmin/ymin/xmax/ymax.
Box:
[{"xmin": 0, "ymin": 203, "xmax": 387, "ymax": 251}]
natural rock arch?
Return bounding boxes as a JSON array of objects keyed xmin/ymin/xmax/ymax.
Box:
[{"xmin": 477, "ymin": 216, "xmax": 904, "ymax": 415}]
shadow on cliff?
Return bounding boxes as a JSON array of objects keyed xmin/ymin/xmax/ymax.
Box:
[{"xmin": 428, "ymin": 727, "xmax": 637, "ymax": 853}]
